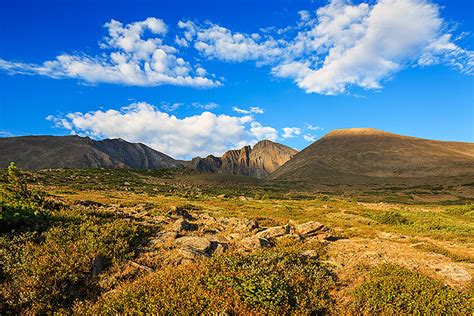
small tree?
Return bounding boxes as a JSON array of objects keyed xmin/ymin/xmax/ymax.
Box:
[{"xmin": 0, "ymin": 162, "xmax": 49, "ymax": 231}]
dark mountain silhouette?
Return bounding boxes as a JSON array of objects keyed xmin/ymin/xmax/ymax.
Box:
[{"xmin": 0, "ymin": 135, "xmax": 182, "ymax": 170}]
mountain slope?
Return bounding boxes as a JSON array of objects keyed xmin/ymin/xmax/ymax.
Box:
[
  {"xmin": 269, "ymin": 128, "xmax": 474, "ymax": 183},
  {"xmin": 0, "ymin": 135, "xmax": 182, "ymax": 170},
  {"xmin": 191, "ymin": 140, "xmax": 298, "ymax": 178}
]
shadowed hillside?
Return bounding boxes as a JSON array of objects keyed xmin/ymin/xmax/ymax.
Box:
[{"xmin": 0, "ymin": 135, "xmax": 182, "ymax": 170}]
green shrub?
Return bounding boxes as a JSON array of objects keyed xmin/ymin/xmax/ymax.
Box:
[
  {"xmin": 0, "ymin": 163, "xmax": 56, "ymax": 232},
  {"xmin": 351, "ymin": 264, "xmax": 473, "ymax": 314},
  {"xmin": 368, "ymin": 211, "xmax": 410, "ymax": 225},
  {"xmin": 75, "ymin": 249, "xmax": 335, "ymax": 314},
  {"xmin": 1, "ymin": 211, "xmax": 148, "ymax": 314}
]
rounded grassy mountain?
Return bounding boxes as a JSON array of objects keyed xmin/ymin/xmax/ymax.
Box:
[{"xmin": 269, "ymin": 128, "xmax": 474, "ymax": 184}]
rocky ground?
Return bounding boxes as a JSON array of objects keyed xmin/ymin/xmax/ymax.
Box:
[
  {"xmin": 89, "ymin": 202, "xmax": 473, "ymax": 292},
  {"xmin": 109, "ymin": 205, "xmax": 333, "ymax": 271}
]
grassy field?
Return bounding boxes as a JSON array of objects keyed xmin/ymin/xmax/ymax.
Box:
[{"xmin": 1, "ymin": 166, "xmax": 473, "ymax": 314}]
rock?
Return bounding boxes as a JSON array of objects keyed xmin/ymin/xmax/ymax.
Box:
[
  {"xmin": 256, "ymin": 224, "xmax": 290, "ymax": 239},
  {"xmin": 148, "ymin": 231, "xmax": 177, "ymax": 248},
  {"xmin": 433, "ymin": 263, "xmax": 472, "ymax": 282},
  {"xmin": 91, "ymin": 255, "xmax": 107, "ymax": 277},
  {"xmin": 294, "ymin": 221, "xmax": 325, "ymax": 236},
  {"xmin": 171, "ymin": 218, "xmax": 198, "ymax": 232},
  {"xmin": 227, "ymin": 233, "xmax": 243, "ymax": 242},
  {"xmin": 77, "ymin": 200, "xmax": 104, "ymax": 207},
  {"xmin": 210, "ymin": 242, "xmax": 228, "ymax": 256},
  {"xmin": 301, "ymin": 250, "xmax": 320, "ymax": 258},
  {"xmin": 239, "ymin": 219, "xmax": 259, "ymax": 232},
  {"xmin": 174, "ymin": 236, "xmax": 211, "ymax": 253},
  {"xmin": 166, "ymin": 206, "xmax": 193, "ymax": 219},
  {"xmin": 240, "ymin": 236, "xmax": 271, "ymax": 249}
]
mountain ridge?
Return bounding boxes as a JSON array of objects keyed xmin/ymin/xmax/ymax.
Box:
[
  {"xmin": 0, "ymin": 135, "xmax": 182, "ymax": 170},
  {"xmin": 190, "ymin": 140, "xmax": 298, "ymax": 178}
]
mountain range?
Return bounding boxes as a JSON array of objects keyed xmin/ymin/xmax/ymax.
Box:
[{"xmin": 1, "ymin": 128, "xmax": 473, "ymax": 185}]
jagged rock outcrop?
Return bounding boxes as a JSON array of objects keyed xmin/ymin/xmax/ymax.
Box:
[
  {"xmin": 190, "ymin": 140, "xmax": 297, "ymax": 178},
  {"xmin": 0, "ymin": 135, "xmax": 183, "ymax": 170}
]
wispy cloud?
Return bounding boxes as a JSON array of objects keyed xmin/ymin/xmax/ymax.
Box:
[
  {"xmin": 282, "ymin": 127, "xmax": 302, "ymax": 139},
  {"xmin": 303, "ymin": 134, "xmax": 317, "ymax": 142},
  {"xmin": 232, "ymin": 106, "xmax": 264, "ymax": 114},
  {"xmin": 192, "ymin": 102, "xmax": 219, "ymax": 110}
]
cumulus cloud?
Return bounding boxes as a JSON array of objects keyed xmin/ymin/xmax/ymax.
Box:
[
  {"xmin": 47, "ymin": 102, "xmax": 278, "ymax": 159},
  {"xmin": 180, "ymin": 21, "xmax": 281, "ymax": 63},
  {"xmin": 249, "ymin": 122, "xmax": 278, "ymax": 141},
  {"xmin": 232, "ymin": 106, "xmax": 264, "ymax": 114},
  {"xmin": 2, "ymin": 1, "xmax": 471, "ymax": 94},
  {"xmin": 0, "ymin": 18, "xmax": 219, "ymax": 88},
  {"xmin": 184, "ymin": 0, "xmax": 473, "ymax": 95},
  {"xmin": 282, "ymin": 127, "xmax": 302, "ymax": 138}
]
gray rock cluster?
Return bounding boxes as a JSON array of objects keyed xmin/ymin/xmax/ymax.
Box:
[{"xmin": 141, "ymin": 206, "xmax": 332, "ymax": 265}]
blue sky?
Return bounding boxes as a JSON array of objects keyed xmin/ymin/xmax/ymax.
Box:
[{"xmin": 0, "ymin": 0, "xmax": 473, "ymax": 159}]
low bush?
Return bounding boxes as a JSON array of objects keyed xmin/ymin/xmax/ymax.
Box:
[
  {"xmin": 0, "ymin": 163, "xmax": 58, "ymax": 232},
  {"xmin": 1, "ymin": 209, "xmax": 149, "ymax": 314},
  {"xmin": 367, "ymin": 211, "xmax": 410, "ymax": 225},
  {"xmin": 351, "ymin": 264, "xmax": 473, "ymax": 314},
  {"xmin": 75, "ymin": 249, "xmax": 335, "ymax": 314}
]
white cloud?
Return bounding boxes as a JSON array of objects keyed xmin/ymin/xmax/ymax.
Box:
[
  {"xmin": 185, "ymin": 0, "xmax": 473, "ymax": 95},
  {"xmin": 307, "ymin": 124, "xmax": 323, "ymax": 131},
  {"xmin": 282, "ymin": 127, "xmax": 302, "ymax": 138},
  {"xmin": 232, "ymin": 106, "xmax": 264, "ymax": 114},
  {"xmin": 0, "ymin": 131, "xmax": 14, "ymax": 137},
  {"xmin": 47, "ymin": 102, "xmax": 278, "ymax": 159},
  {"xmin": 161, "ymin": 102, "xmax": 182, "ymax": 112},
  {"xmin": 250, "ymin": 122, "xmax": 278, "ymax": 141},
  {"xmin": 1, "ymin": 1, "xmax": 471, "ymax": 94},
  {"xmin": 192, "ymin": 102, "xmax": 219, "ymax": 110},
  {"xmin": 298, "ymin": 10, "xmax": 311, "ymax": 21},
  {"xmin": 180, "ymin": 21, "xmax": 282, "ymax": 63},
  {"xmin": 0, "ymin": 18, "xmax": 220, "ymax": 88},
  {"xmin": 303, "ymin": 134, "xmax": 317, "ymax": 142}
]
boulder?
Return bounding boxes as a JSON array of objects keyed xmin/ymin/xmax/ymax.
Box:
[
  {"xmin": 90, "ymin": 255, "xmax": 107, "ymax": 277},
  {"xmin": 148, "ymin": 231, "xmax": 177, "ymax": 248},
  {"xmin": 294, "ymin": 221, "xmax": 325, "ymax": 236},
  {"xmin": 256, "ymin": 224, "xmax": 290, "ymax": 239},
  {"xmin": 171, "ymin": 218, "xmax": 198, "ymax": 232},
  {"xmin": 210, "ymin": 242, "xmax": 228, "ymax": 256},
  {"xmin": 166, "ymin": 206, "xmax": 193, "ymax": 219},
  {"xmin": 240, "ymin": 236, "xmax": 271, "ymax": 249},
  {"xmin": 174, "ymin": 236, "xmax": 211, "ymax": 253}
]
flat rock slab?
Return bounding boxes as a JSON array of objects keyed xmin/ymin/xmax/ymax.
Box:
[
  {"xmin": 174, "ymin": 236, "xmax": 211, "ymax": 252},
  {"xmin": 432, "ymin": 263, "xmax": 472, "ymax": 282},
  {"xmin": 295, "ymin": 221, "xmax": 325, "ymax": 236},
  {"xmin": 256, "ymin": 224, "xmax": 290, "ymax": 239}
]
